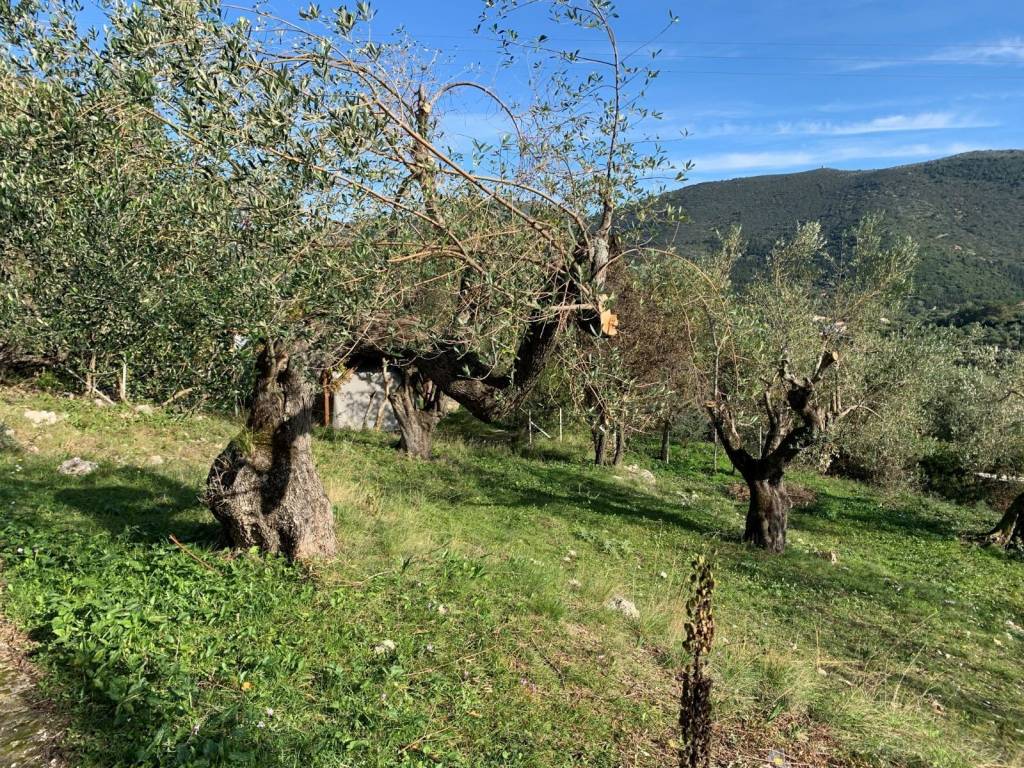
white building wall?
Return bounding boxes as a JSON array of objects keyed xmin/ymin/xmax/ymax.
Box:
[{"xmin": 330, "ymin": 370, "xmax": 398, "ymax": 431}]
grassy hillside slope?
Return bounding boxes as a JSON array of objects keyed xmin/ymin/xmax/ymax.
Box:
[
  {"xmin": 0, "ymin": 389, "xmax": 1022, "ymax": 767},
  {"xmin": 646, "ymin": 150, "xmax": 1024, "ymax": 312}
]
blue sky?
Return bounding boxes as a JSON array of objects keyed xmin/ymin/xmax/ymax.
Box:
[
  {"xmin": 361, "ymin": 0, "xmax": 1024, "ymax": 185},
  {"xmin": 81, "ymin": 0, "xmax": 1024, "ymax": 185}
]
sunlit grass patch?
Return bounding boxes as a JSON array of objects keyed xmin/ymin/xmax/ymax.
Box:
[{"xmin": 0, "ymin": 388, "xmax": 1020, "ymax": 767}]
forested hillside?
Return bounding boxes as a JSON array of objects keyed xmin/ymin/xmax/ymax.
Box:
[{"xmin": 647, "ymin": 151, "xmax": 1024, "ymax": 330}]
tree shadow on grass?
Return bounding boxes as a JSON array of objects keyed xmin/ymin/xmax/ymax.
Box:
[
  {"xmin": 795, "ymin": 487, "xmax": 956, "ymax": 540},
  {"xmin": 426, "ymin": 454, "xmax": 738, "ymax": 539},
  {"xmin": 0, "ymin": 459, "xmax": 217, "ymax": 545}
]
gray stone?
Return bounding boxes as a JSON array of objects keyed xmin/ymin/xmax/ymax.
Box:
[
  {"xmin": 23, "ymin": 410, "xmax": 62, "ymax": 426},
  {"xmin": 57, "ymin": 457, "xmax": 98, "ymax": 476},
  {"xmin": 624, "ymin": 464, "xmax": 656, "ymax": 485},
  {"xmin": 372, "ymin": 639, "xmax": 397, "ymax": 657},
  {"xmin": 605, "ymin": 595, "xmax": 640, "ymax": 620}
]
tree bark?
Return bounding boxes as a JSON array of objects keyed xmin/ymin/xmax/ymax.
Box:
[
  {"xmin": 205, "ymin": 341, "xmax": 337, "ymax": 561},
  {"xmin": 389, "ymin": 366, "xmax": 444, "ymax": 459},
  {"xmin": 612, "ymin": 426, "xmax": 626, "ymax": 467},
  {"xmin": 592, "ymin": 422, "xmax": 608, "ymax": 466},
  {"xmin": 984, "ymin": 492, "xmax": 1024, "ymax": 548},
  {"xmin": 743, "ymin": 472, "xmax": 791, "ymax": 554},
  {"xmin": 660, "ymin": 420, "xmax": 671, "ymax": 463}
]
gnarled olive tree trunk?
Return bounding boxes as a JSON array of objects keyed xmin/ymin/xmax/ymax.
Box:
[
  {"xmin": 706, "ymin": 350, "xmax": 843, "ymax": 554},
  {"xmin": 985, "ymin": 492, "xmax": 1024, "ymax": 548},
  {"xmin": 743, "ymin": 470, "xmax": 791, "ymax": 553},
  {"xmin": 389, "ymin": 365, "xmax": 445, "ymax": 460},
  {"xmin": 206, "ymin": 341, "xmax": 337, "ymax": 561}
]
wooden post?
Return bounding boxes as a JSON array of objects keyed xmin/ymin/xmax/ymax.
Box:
[
  {"xmin": 322, "ymin": 370, "xmax": 331, "ymax": 428},
  {"xmin": 361, "ymin": 392, "xmax": 376, "ymax": 430},
  {"xmin": 558, "ymin": 408, "xmax": 563, "ymax": 442},
  {"xmin": 118, "ymin": 360, "xmax": 129, "ymax": 402},
  {"xmin": 528, "ymin": 410, "xmax": 533, "ymax": 446},
  {"xmin": 375, "ymin": 360, "xmax": 391, "ymax": 432},
  {"xmin": 85, "ymin": 351, "xmax": 96, "ymax": 395}
]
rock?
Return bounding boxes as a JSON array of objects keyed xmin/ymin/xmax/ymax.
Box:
[
  {"xmin": 93, "ymin": 397, "xmax": 111, "ymax": 407},
  {"xmin": 57, "ymin": 457, "xmax": 98, "ymax": 476},
  {"xmin": 134, "ymin": 404, "xmax": 156, "ymax": 415},
  {"xmin": 373, "ymin": 639, "xmax": 397, "ymax": 657},
  {"xmin": 624, "ymin": 464, "xmax": 656, "ymax": 485},
  {"xmin": 23, "ymin": 409, "xmax": 62, "ymax": 426},
  {"xmin": 675, "ymin": 490, "xmax": 699, "ymax": 507},
  {"xmin": 658, "ymin": 570, "xmax": 668, "ymax": 579},
  {"xmin": 605, "ymin": 595, "xmax": 640, "ymax": 620},
  {"xmin": 0, "ymin": 425, "xmax": 20, "ymax": 452}
]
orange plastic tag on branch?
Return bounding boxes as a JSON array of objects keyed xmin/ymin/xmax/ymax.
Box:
[{"xmin": 601, "ymin": 309, "xmax": 619, "ymax": 336}]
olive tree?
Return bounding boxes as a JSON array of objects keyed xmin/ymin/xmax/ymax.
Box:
[
  {"xmin": 677, "ymin": 217, "xmax": 917, "ymax": 552},
  {"xmin": 4, "ymin": 0, "xmax": 675, "ymax": 549},
  {"xmin": 560, "ymin": 257, "xmax": 693, "ymax": 466},
  {"xmin": 927, "ymin": 345, "xmax": 1024, "ymax": 547},
  {"xmin": 337, "ymin": 0, "xmax": 676, "ymax": 456},
  {"xmin": 0, "ymin": 11, "xmax": 242, "ymax": 403},
  {"xmin": 2, "ymin": 0, "xmax": 386, "ymax": 559}
]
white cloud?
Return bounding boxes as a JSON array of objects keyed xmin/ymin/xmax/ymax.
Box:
[
  {"xmin": 690, "ymin": 149, "xmax": 815, "ymax": 172},
  {"xmin": 776, "ymin": 112, "xmax": 996, "ymax": 136},
  {"xmin": 931, "ymin": 38, "xmax": 1024, "ymax": 65},
  {"xmin": 687, "ymin": 141, "xmax": 984, "ymax": 174},
  {"xmin": 845, "ymin": 37, "xmax": 1024, "ymax": 71},
  {"xmin": 655, "ymin": 111, "xmax": 995, "ymax": 143}
]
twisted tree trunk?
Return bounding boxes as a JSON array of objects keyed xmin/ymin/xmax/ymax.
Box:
[
  {"xmin": 205, "ymin": 341, "xmax": 336, "ymax": 561},
  {"xmin": 985, "ymin": 492, "xmax": 1024, "ymax": 548},
  {"xmin": 612, "ymin": 426, "xmax": 626, "ymax": 467},
  {"xmin": 743, "ymin": 471, "xmax": 791, "ymax": 553},
  {"xmin": 706, "ymin": 349, "xmax": 844, "ymax": 554},
  {"xmin": 389, "ymin": 365, "xmax": 444, "ymax": 459}
]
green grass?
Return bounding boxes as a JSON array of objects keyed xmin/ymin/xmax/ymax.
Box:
[{"xmin": 0, "ymin": 388, "xmax": 1022, "ymax": 767}]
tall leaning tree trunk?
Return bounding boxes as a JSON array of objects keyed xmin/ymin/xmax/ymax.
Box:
[
  {"xmin": 206, "ymin": 341, "xmax": 337, "ymax": 561},
  {"xmin": 389, "ymin": 367, "xmax": 443, "ymax": 460},
  {"xmin": 612, "ymin": 426, "xmax": 626, "ymax": 467},
  {"xmin": 985, "ymin": 492, "xmax": 1024, "ymax": 548},
  {"xmin": 592, "ymin": 416, "xmax": 609, "ymax": 466},
  {"xmin": 742, "ymin": 469, "xmax": 791, "ymax": 554}
]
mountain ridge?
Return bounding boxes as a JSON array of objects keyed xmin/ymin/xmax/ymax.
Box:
[{"xmin": 647, "ymin": 150, "xmax": 1024, "ymax": 312}]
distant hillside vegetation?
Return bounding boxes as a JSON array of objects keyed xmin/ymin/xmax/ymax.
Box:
[{"xmin": 645, "ymin": 150, "xmax": 1024, "ymax": 317}]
